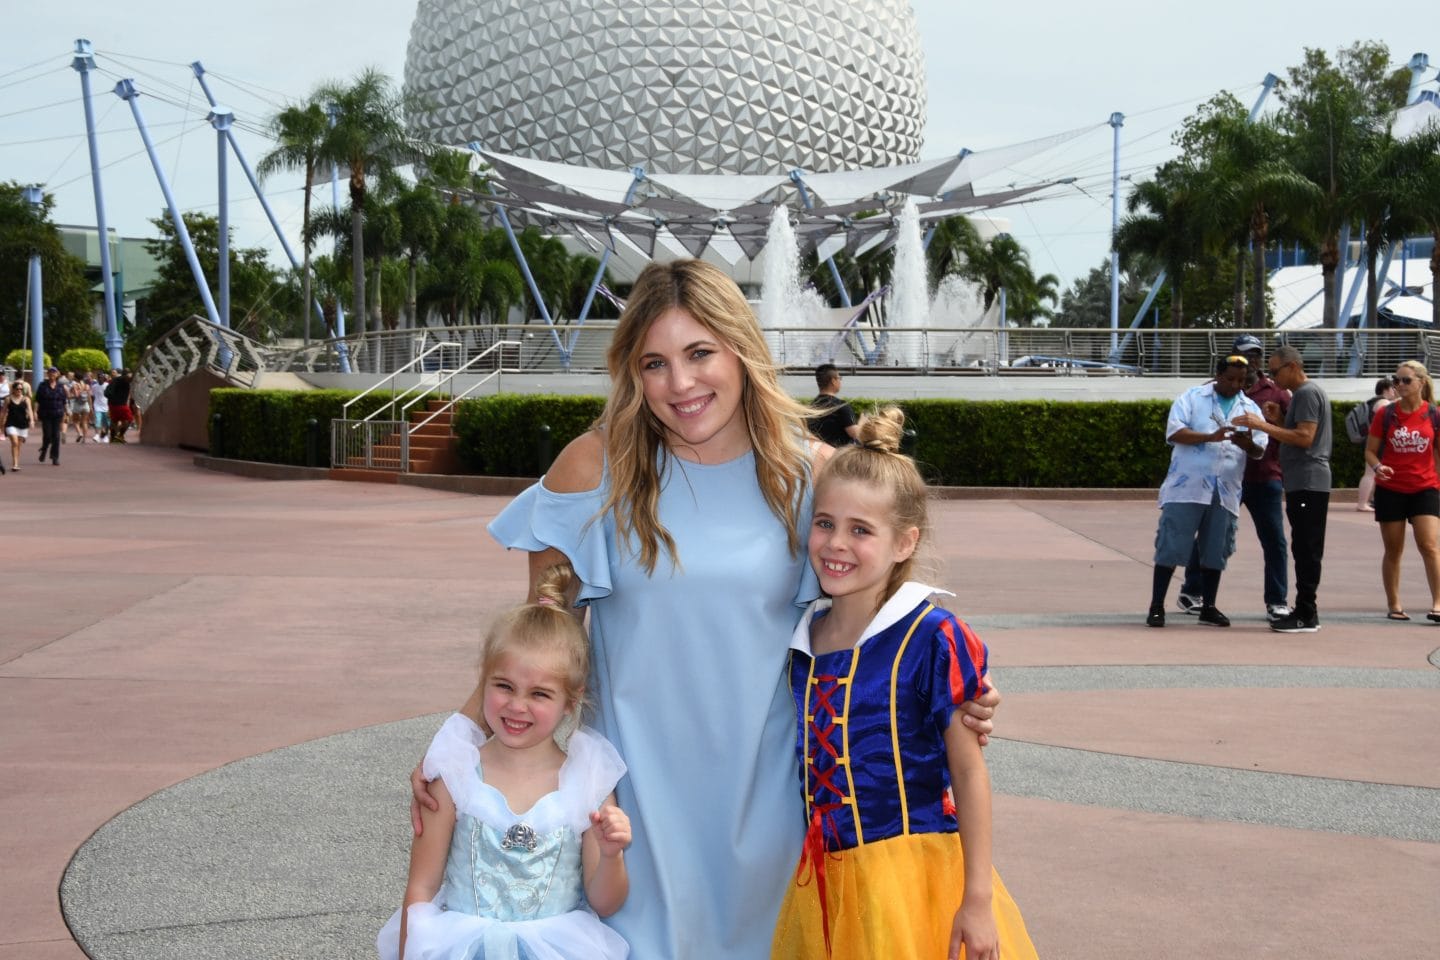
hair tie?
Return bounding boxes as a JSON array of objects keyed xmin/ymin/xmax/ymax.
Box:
[
  {"xmin": 535, "ymin": 596, "xmax": 560, "ymax": 607},
  {"xmin": 861, "ymin": 439, "xmax": 890, "ymax": 452}
]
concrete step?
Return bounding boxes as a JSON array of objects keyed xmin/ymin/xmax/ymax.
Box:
[{"xmin": 328, "ymin": 467, "xmax": 399, "ymax": 484}]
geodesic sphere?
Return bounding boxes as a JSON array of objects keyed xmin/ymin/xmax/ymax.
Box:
[{"xmin": 403, "ymin": 0, "xmax": 926, "ymax": 175}]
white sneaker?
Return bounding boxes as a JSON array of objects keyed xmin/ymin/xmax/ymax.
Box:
[
  {"xmin": 1176, "ymin": 592, "xmax": 1203, "ymax": 615},
  {"xmin": 1266, "ymin": 603, "xmax": 1291, "ymax": 623}
]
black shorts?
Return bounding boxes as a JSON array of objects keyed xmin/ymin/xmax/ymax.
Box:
[{"xmin": 1373, "ymin": 485, "xmax": 1440, "ymax": 523}]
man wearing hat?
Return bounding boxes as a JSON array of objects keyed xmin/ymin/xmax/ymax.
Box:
[
  {"xmin": 1177, "ymin": 334, "xmax": 1292, "ymax": 622},
  {"xmin": 34, "ymin": 366, "xmax": 67, "ymax": 465}
]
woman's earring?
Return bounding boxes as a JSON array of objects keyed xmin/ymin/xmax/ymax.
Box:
[{"xmin": 553, "ymin": 707, "xmax": 580, "ymax": 752}]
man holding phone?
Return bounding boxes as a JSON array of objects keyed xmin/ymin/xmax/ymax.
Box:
[
  {"xmin": 1234, "ymin": 345, "xmax": 1332, "ymax": 633},
  {"xmin": 1176, "ymin": 334, "xmax": 1292, "ymax": 622}
]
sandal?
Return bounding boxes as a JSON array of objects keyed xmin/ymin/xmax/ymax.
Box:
[
  {"xmin": 1387, "ymin": 610, "xmax": 1411, "ymax": 621},
  {"xmin": 1427, "ymin": 611, "xmax": 1440, "ymax": 623}
]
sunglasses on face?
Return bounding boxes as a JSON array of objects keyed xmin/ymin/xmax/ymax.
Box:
[{"xmin": 1393, "ymin": 375, "xmax": 1416, "ymax": 386}]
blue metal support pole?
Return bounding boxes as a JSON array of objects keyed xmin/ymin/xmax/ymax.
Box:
[
  {"xmin": 23, "ymin": 185, "xmax": 44, "ymax": 388},
  {"xmin": 1407, "ymin": 54, "xmax": 1431, "ymax": 105},
  {"xmin": 327, "ymin": 102, "xmax": 350, "ymax": 372},
  {"xmin": 1348, "ymin": 241, "xmax": 1398, "ymax": 376},
  {"xmin": 1110, "ymin": 76, "xmax": 1276, "ymax": 366},
  {"xmin": 1248, "ymin": 73, "xmax": 1279, "ymax": 122},
  {"xmin": 791, "ymin": 169, "xmax": 851, "ymax": 308},
  {"xmin": 114, "ymin": 79, "xmax": 220, "ymax": 326},
  {"xmin": 209, "ymin": 108, "xmax": 232, "ymax": 327},
  {"xmin": 1108, "ymin": 112, "xmax": 1124, "ymax": 357},
  {"xmin": 192, "ymin": 62, "xmax": 324, "ymax": 337},
  {"xmin": 571, "ymin": 166, "xmax": 645, "ymax": 355},
  {"xmin": 1338, "ymin": 224, "xmax": 1364, "ymax": 330},
  {"xmin": 468, "ymin": 142, "xmax": 566, "ymax": 360},
  {"xmin": 71, "ymin": 40, "xmax": 123, "ymax": 369},
  {"xmin": 1107, "ymin": 270, "xmax": 1167, "ymax": 366}
]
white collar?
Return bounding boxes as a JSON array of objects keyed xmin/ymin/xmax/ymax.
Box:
[{"xmin": 789, "ymin": 581, "xmax": 954, "ymax": 656}]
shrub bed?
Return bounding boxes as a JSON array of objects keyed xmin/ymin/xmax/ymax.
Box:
[{"xmin": 210, "ymin": 389, "xmax": 1368, "ymax": 488}]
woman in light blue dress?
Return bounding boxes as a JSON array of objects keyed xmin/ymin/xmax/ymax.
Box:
[{"xmin": 415, "ymin": 258, "xmax": 999, "ymax": 960}]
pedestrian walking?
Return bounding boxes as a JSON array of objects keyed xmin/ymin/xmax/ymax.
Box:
[{"xmin": 34, "ymin": 367, "xmax": 66, "ymax": 465}]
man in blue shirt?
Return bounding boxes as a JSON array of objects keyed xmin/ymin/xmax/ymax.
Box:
[
  {"xmin": 1177, "ymin": 334, "xmax": 1292, "ymax": 622},
  {"xmin": 1148, "ymin": 356, "xmax": 1268, "ymax": 627}
]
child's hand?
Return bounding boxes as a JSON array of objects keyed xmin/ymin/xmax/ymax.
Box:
[
  {"xmin": 589, "ymin": 802, "xmax": 631, "ymax": 858},
  {"xmin": 948, "ymin": 896, "xmax": 998, "ymax": 960}
]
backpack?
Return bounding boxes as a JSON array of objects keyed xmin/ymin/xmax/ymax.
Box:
[{"xmin": 1345, "ymin": 399, "xmax": 1375, "ymax": 444}]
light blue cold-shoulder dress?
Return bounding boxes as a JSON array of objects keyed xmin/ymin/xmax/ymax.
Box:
[{"xmin": 489, "ymin": 448, "xmax": 817, "ymax": 960}]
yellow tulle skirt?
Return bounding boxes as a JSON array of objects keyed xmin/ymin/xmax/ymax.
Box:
[{"xmin": 770, "ymin": 832, "xmax": 1039, "ymax": 960}]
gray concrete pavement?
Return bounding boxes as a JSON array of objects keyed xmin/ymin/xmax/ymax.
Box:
[{"xmin": 1, "ymin": 443, "xmax": 1436, "ymax": 959}]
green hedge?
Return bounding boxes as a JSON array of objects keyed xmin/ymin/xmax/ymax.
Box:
[
  {"xmin": 449, "ymin": 394, "xmax": 1367, "ymax": 488},
  {"xmin": 5, "ymin": 349, "xmax": 50, "ymax": 372},
  {"xmin": 57, "ymin": 347, "xmax": 112, "ymax": 374},
  {"xmin": 453, "ymin": 394, "xmax": 605, "ymax": 475},
  {"xmin": 210, "ymin": 388, "xmax": 1370, "ymax": 488},
  {"xmin": 208, "ymin": 389, "xmax": 404, "ymax": 466}
]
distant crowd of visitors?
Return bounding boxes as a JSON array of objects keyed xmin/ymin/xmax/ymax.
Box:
[{"xmin": 0, "ymin": 367, "xmax": 137, "ymax": 472}]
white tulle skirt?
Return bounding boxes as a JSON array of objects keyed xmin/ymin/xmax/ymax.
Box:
[{"xmin": 376, "ymin": 899, "xmax": 628, "ymax": 960}]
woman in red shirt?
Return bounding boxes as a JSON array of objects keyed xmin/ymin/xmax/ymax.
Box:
[{"xmin": 1366, "ymin": 360, "xmax": 1440, "ymax": 620}]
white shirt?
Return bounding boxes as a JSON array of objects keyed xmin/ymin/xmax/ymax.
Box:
[{"xmin": 1158, "ymin": 382, "xmax": 1268, "ymax": 515}]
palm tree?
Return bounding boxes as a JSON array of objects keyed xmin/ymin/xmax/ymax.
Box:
[
  {"xmin": 1009, "ymin": 271, "xmax": 1061, "ymax": 327},
  {"xmin": 1277, "ymin": 45, "xmax": 1401, "ymax": 327},
  {"xmin": 315, "ymin": 69, "xmax": 419, "ymax": 344},
  {"xmin": 1350, "ymin": 125, "xmax": 1440, "ymax": 327},
  {"xmin": 1206, "ymin": 115, "xmax": 1321, "ymax": 326},
  {"xmin": 1404, "ymin": 131, "xmax": 1440, "ymax": 326},
  {"xmin": 958, "ymin": 233, "xmax": 1033, "ymax": 316},
  {"xmin": 925, "ymin": 214, "xmax": 982, "ymax": 284},
  {"xmin": 1116, "ymin": 163, "xmax": 1208, "ymax": 367},
  {"xmin": 393, "ymin": 180, "xmax": 442, "ymax": 329},
  {"xmin": 257, "ymin": 100, "xmax": 327, "ymax": 344},
  {"xmin": 1346, "ymin": 128, "xmax": 1412, "ymax": 328}
]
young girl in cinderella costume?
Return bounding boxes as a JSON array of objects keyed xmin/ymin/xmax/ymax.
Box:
[
  {"xmin": 378, "ymin": 563, "xmax": 632, "ymax": 960},
  {"xmin": 771, "ymin": 407, "xmax": 1039, "ymax": 960}
]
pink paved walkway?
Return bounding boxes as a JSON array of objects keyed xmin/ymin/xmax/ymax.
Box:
[{"xmin": 1, "ymin": 443, "xmax": 1436, "ymax": 958}]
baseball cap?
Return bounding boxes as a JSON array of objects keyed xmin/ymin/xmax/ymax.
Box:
[
  {"xmin": 45, "ymin": 365, "xmax": 59, "ymax": 373},
  {"xmin": 1232, "ymin": 334, "xmax": 1263, "ymax": 354}
]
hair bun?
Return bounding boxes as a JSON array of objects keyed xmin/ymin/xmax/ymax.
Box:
[
  {"xmin": 855, "ymin": 405, "xmax": 906, "ymax": 454},
  {"xmin": 534, "ymin": 562, "xmax": 576, "ymax": 608}
]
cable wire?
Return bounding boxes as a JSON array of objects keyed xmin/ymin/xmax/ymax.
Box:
[
  {"xmin": 41, "ymin": 96, "xmax": 120, "ymax": 186},
  {"xmin": 45, "ymin": 122, "xmax": 206, "ymax": 191}
]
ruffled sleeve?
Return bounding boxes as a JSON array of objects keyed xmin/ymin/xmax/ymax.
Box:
[
  {"xmin": 487, "ymin": 479, "xmax": 613, "ymax": 605},
  {"xmin": 557, "ymin": 726, "xmax": 628, "ymax": 835},
  {"xmin": 420, "ymin": 713, "xmax": 487, "ymax": 815},
  {"xmin": 921, "ymin": 612, "xmax": 990, "ymax": 735},
  {"xmin": 489, "ymin": 477, "xmax": 613, "ymax": 604}
]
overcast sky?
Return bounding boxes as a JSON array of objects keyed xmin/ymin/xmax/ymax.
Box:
[{"xmin": 2, "ymin": 2, "xmax": 1433, "ymax": 293}]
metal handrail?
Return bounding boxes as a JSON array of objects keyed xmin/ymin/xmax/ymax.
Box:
[
  {"xmin": 340, "ymin": 340, "xmax": 463, "ymax": 423},
  {"xmin": 133, "ymin": 315, "xmax": 279, "ymax": 408},
  {"xmin": 268, "ymin": 324, "xmax": 1437, "ymax": 379},
  {"xmin": 405, "ymin": 340, "xmax": 521, "ymax": 433}
]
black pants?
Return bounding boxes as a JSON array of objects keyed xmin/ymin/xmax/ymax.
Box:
[
  {"xmin": 1285, "ymin": 489, "xmax": 1329, "ymax": 619},
  {"xmin": 38, "ymin": 415, "xmax": 62, "ymax": 463}
]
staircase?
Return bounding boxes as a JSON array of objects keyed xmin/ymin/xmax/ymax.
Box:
[{"xmin": 329, "ymin": 400, "xmax": 462, "ymax": 483}]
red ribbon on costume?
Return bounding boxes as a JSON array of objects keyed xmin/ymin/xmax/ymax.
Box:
[{"xmin": 794, "ymin": 672, "xmax": 847, "ymax": 957}]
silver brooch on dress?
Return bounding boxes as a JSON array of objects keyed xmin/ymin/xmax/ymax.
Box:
[{"xmin": 501, "ymin": 823, "xmax": 538, "ymax": 852}]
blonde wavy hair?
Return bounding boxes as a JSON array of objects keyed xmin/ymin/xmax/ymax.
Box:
[
  {"xmin": 1398, "ymin": 360, "xmax": 1435, "ymax": 404},
  {"xmin": 477, "ymin": 563, "xmax": 590, "ymax": 733},
  {"xmin": 815, "ymin": 405, "xmax": 931, "ymax": 610},
  {"xmin": 600, "ymin": 258, "xmax": 812, "ymax": 573}
]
